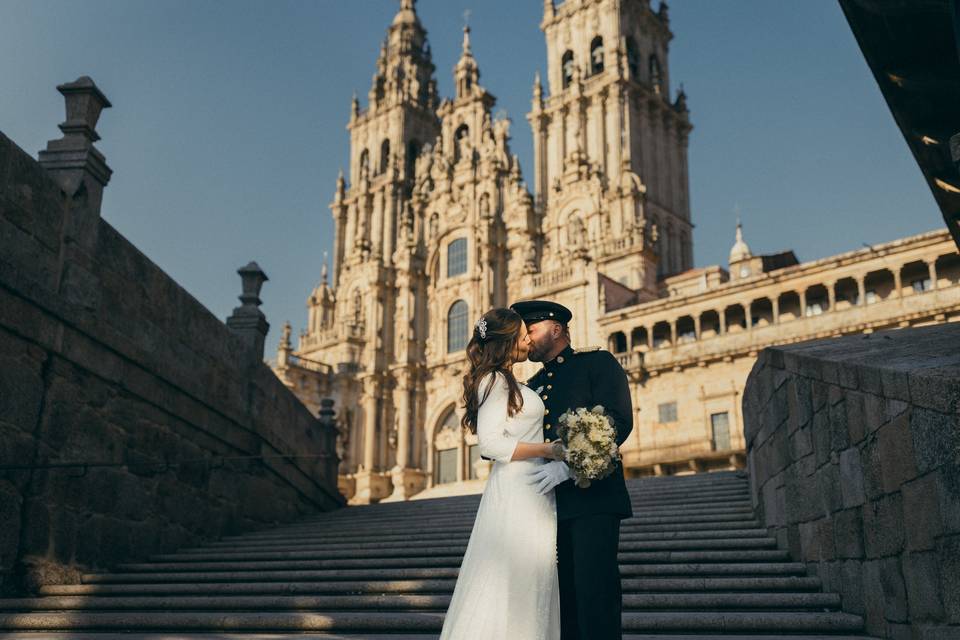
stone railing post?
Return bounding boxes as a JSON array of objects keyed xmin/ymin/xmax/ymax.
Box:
[
  {"xmin": 38, "ymin": 76, "xmax": 112, "ymax": 231},
  {"xmin": 226, "ymin": 261, "xmax": 270, "ymax": 360},
  {"xmin": 318, "ymin": 398, "xmax": 339, "ymax": 480}
]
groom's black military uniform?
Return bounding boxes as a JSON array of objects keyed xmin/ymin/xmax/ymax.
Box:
[{"xmin": 513, "ymin": 300, "xmax": 633, "ymax": 640}]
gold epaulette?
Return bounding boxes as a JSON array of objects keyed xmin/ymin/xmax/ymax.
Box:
[{"xmin": 572, "ymin": 346, "xmax": 604, "ymax": 354}]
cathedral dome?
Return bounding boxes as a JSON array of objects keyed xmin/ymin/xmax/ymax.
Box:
[{"xmin": 729, "ymin": 221, "xmax": 752, "ymax": 263}]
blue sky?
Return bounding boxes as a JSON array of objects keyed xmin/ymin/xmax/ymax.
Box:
[{"xmin": 0, "ymin": 1, "xmax": 940, "ymax": 359}]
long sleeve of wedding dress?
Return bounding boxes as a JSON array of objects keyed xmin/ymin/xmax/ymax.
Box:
[{"xmin": 476, "ymin": 372, "xmax": 520, "ymax": 463}]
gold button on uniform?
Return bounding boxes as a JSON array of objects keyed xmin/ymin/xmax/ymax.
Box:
[
  {"xmin": 545, "ymin": 409, "xmax": 550, "ymax": 415},
  {"xmin": 542, "ymin": 394, "xmax": 548, "ymax": 400},
  {"xmin": 547, "ymin": 372, "xmax": 553, "ymax": 378},
  {"xmin": 557, "ymin": 356, "xmax": 565, "ymax": 364},
  {"xmin": 547, "ymin": 385, "xmax": 552, "ymax": 390}
]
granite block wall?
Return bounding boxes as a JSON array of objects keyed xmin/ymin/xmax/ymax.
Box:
[
  {"xmin": 0, "ymin": 130, "xmax": 343, "ymax": 595},
  {"xmin": 743, "ymin": 323, "xmax": 960, "ymax": 639}
]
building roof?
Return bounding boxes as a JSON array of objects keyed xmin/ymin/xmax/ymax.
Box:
[{"xmin": 760, "ymin": 250, "xmax": 799, "ymax": 272}]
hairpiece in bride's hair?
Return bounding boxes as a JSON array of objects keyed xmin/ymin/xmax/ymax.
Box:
[{"xmin": 476, "ymin": 317, "xmax": 488, "ymax": 339}]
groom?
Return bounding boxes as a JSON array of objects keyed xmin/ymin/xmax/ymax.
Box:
[{"xmin": 511, "ymin": 300, "xmax": 633, "ymax": 640}]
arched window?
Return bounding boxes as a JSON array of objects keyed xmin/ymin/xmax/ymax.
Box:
[
  {"xmin": 649, "ymin": 55, "xmax": 663, "ymax": 93},
  {"xmin": 447, "ymin": 300, "xmax": 469, "ymax": 353},
  {"xmin": 406, "ymin": 139, "xmax": 420, "ymax": 179},
  {"xmin": 608, "ymin": 331, "xmax": 627, "ymax": 353},
  {"xmin": 434, "ymin": 407, "xmax": 461, "ymax": 485},
  {"xmin": 379, "ymin": 139, "xmax": 390, "ymax": 174},
  {"xmin": 358, "ymin": 149, "xmax": 369, "ymax": 177},
  {"xmin": 626, "ymin": 37, "xmax": 640, "ymax": 78},
  {"xmin": 447, "ymin": 237, "xmax": 468, "ymax": 277},
  {"xmin": 454, "ymin": 125, "xmax": 470, "ymax": 163},
  {"xmin": 561, "ymin": 50, "xmax": 575, "ymax": 89},
  {"xmin": 590, "ymin": 37, "xmax": 604, "ymax": 75}
]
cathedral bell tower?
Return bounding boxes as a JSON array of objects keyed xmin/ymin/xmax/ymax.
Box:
[
  {"xmin": 530, "ymin": 0, "xmax": 693, "ymax": 295},
  {"xmin": 316, "ymin": 0, "xmax": 442, "ymax": 504}
]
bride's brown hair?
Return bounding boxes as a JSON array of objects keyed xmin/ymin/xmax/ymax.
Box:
[{"xmin": 461, "ymin": 308, "xmax": 525, "ymax": 434}]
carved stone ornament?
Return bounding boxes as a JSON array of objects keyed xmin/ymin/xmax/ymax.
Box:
[{"xmin": 435, "ymin": 426, "xmax": 461, "ymax": 450}]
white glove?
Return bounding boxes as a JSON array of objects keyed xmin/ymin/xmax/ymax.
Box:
[{"xmin": 527, "ymin": 460, "xmax": 573, "ymax": 495}]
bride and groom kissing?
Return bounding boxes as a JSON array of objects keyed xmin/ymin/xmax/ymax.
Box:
[{"xmin": 440, "ymin": 300, "xmax": 634, "ymax": 640}]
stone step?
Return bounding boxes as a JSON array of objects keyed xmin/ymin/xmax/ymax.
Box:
[
  {"xmin": 0, "ymin": 610, "xmax": 864, "ymax": 633},
  {"xmin": 153, "ymin": 537, "xmax": 778, "ymax": 561},
  {"xmin": 39, "ymin": 575, "xmax": 824, "ymax": 597},
  {"xmin": 123, "ymin": 549, "xmax": 789, "ymax": 573},
  {"xmin": 190, "ymin": 528, "xmax": 773, "ymax": 552},
  {"xmin": 194, "ymin": 520, "xmax": 766, "ymax": 548},
  {"xmin": 0, "ymin": 592, "xmax": 841, "ymax": 612},
  {"xmin": 0, "ymin": 634, "xmax": 879, "ymax": 640},
  {"xmin": 302, "ymin": 500, "xmax": 755, "ymax": 521},
  {"xmin": 225, "ymin": 515, "xmax": 762, "ymax": 540},
  {"xmin": 296, "ymin": 497, "xmax": 752, "ymax": 520},
  {"xmin": 242, "ymin": 510, "xmax": 759, "ymax": 534},
  {"xmin": 626, "ymin": 489, "xmax": 749, "ymax": 499},
  {"xmin": 81, "ymin": 562, "xmax": 809, "ymax": 584},
  {"xmin": 271, "ymin": 505, "xmax": 756, "ymax": 531},
  {"xmin": 281, "ymin": 496, "xmax": 751, "ymax": 519},
  {"xmin": 627, "ymin": 487, "xmax": 749, "ymax": 497}
]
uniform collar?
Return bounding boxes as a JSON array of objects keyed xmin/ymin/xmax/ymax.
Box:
[{"xmin": 544, "ymin": 344, "xmax": 575, "ymax": 370}]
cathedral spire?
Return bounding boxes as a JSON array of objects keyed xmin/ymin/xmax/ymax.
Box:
[
  {"xmin": 461, "ymin": 23, "xmax": 472, "ymax": 56},
  {"xmin": 729, "ymin": 214, "xmax": 752, "ymax": 264},
  {"xmin": 359, "ymin": 0, "xmax": 435, "ymax": 111},
  {"xmin": 454, "ymin": 25, "xmax": 480, "ymax": 99}
]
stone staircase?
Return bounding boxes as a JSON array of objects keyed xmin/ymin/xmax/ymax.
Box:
[{"xmin": 0, "ymin": 472, "xmax": 876, "ymax": 639}]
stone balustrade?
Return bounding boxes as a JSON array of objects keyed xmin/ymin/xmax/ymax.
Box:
[
  {"xmin": 0, "ymin": 85, "xmax": 342, "ymax": 596},
  {"xmin": 742, "ymin": 323, "xmax": 960, "ymax": 639}
]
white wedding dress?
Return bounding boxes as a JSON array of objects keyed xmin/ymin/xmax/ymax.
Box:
[{"xmin": 439, "ymin": 371, "xmax": 561, "ymax": 640}]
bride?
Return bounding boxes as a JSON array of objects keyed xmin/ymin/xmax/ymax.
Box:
[{"xmin": 439, "ymin": 308, "xmax": 562, "ymax": 640}]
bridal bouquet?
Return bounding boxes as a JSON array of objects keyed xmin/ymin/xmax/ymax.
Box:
[{"xmin": 554, "ymin": 405, "xmax": 621, "ymax": 488}]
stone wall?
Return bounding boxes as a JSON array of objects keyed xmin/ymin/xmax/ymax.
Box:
[
  {"xmin": 743, "ymin": 323, "xmax": 960, "ymax": 640},
  {"xmin": 0, "ymin": 129, "xmax": 343, "ymax": 595}
]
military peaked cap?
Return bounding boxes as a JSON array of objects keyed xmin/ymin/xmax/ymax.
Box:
[{"xmin": 510, "ymin": 300, "xmax": 572, "ymax": 325}]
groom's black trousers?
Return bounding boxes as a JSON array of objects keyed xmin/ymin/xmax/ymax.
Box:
[{"xmin": 557, "ymin": 513, "xmax": 623, "ymax": 640}]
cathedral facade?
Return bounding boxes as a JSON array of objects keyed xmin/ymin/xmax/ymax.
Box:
[{"xmin": 272, "ymin": 0, "xmax": 960, "ymax": 503}]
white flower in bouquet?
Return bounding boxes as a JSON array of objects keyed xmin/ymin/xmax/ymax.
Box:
[{"xmin": 555, "ymin": 405, "xmax": 621, "ymax": 488}]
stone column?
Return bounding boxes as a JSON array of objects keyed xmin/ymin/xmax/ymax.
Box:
[
  {"xmin": 928, "ymin": 260, "xmax": 938, "ymax": 289},
  {"xmin": 857, "ymin": 276, "xmax": 866, "ymax": 305},
  {"xmin": 693, "ymin": 315, "xmax": 701, "ymax": 339},
  {"xmin": 670, "ymin": 320, "xmax": 677, "ymax": 346},
  {"xmin": 395, "ymin": 374, "xmax": 410, "ymax": 468},
  {"xmin": 827, "ymin": 281, "xmax": 836, "ymax": 311},
  {"xmin": 351, "ymin": 376, "xmax": 388, "ymax": 504},
  {"xmin": 799, "ymin": 290, "xmax": 807, "ymax": 317},
  {"xmin": 371, "ymin": 190, "xmax": 384, "ymax": 259},
  {"xmin": 362, "ymin": 381, "xmax": 377, "ymax": 472},
  {"xmin": 772, "ymin": 297, "xmax": 780, "ymax": 324},
  {"xmin": 894, "ymin": 268, "xmax": 903, "ymax": 298},
  {"xmin": 719, "ymin": 311, "xmax": 727, "ymax": 335}
]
